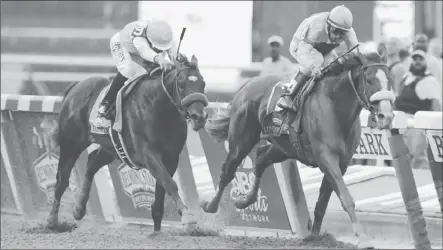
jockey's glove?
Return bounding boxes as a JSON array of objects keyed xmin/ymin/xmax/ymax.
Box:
[{"xmin": 311, "ymin": 67, "xmax": 322, "ymax": 79}]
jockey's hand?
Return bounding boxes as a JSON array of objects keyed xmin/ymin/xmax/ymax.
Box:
[
  {"xmin": 155, "ymin": 56, "xmax": 174, "ymax": 71},
  {"xmin": 161, "ymin": 61, "xmax": 174, "ymax": 72},
  {"xmin": 311, "ymin": 67, "xmax": 322, "ymax": 79}
]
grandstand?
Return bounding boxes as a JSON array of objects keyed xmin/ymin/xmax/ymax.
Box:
[
  {"xmin": 1, "ymin": 1, "xmax": 257, "ymax": 100},
  {"xmin": 1, "ymin": 1, "xmax": 376, "ymax": 99},
  {"xmin": 1, "ymin": 1, "xmax": 136, "ymax": 96}
]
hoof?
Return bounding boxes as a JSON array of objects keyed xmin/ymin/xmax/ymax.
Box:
[
  {"xmin": 72, "ymin": 205, "xmax": 86, "ymax": 221},
  {"xmin": 46, "ymin": 216, "xmax": 58, "ymax": 229},
  {"xmin": 151, "ymin": 231, "xmax": 162, "ymax": 236},
  {"xmin": 234, "ymin": 198, "xmax": 250, "ymax": 210},
  {"xmin": 200, "ymin": 200, "xmax": 218, "ymax": 214},
  {"xmin": 310, "ymin": 231, "xmax": 320, "ymax": 237}
]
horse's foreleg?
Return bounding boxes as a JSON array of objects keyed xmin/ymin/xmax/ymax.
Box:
[
  {"xmin": 234, "ymin": 144, "xmax": 287, "ymax": 209},
  {"xmin": 201, "ymin": 104, "xmax": 261, "ymax": 214},
  {"xmin": 313, "ymin": 147, "xmax": 372, "ymax": 248},
  {"xmin": 151, "ymin": 183, "xmax": 166, "ymax": 232},
  {"xmin": 73, "ymin": 147, "xmax": 114, "ymax": 221},
  {"xmin": 311, "ymin": 164, "xmax": 348, "ymax": 236},
  {"xmin": 151, "ymin": 154, "xmax": 179, "ymax": 232},
  {"xmin": 46, "ymin": 139, "xmax": 84, "ymax": 228},
  {"xmin": 139, "ymin": 145, "xmax": 194, "ymax": 225}
]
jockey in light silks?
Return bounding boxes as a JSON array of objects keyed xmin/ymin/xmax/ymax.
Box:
[
  {"xmin": 97, "ymin": 19, "xmax": 176, "ymax": 118},
  {"xmin": 276, "ymin": 5, "xmax": 360, "ymax": 128}
]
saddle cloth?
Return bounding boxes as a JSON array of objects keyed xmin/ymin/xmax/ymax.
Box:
[
  {"xmin": 261, "ymin": 76, "xmax": 319, "ymax": 167},
  {"xmin": 262, "ymin": 74, "xmax": 317, "ymax": 137},
  {"xmin": 89, "ymin": 84, "xmax": 112, "ymax": 134},
  {"xmin": 88, "ymin": 73, "xmax": 153, "ymax": 171},
  {"xmin": 88, "ymin": 73, "xmax": 149, "ymax": 135}
]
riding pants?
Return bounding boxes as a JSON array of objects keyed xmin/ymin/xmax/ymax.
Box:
[
  {"xmin": 110, "ymin": 32, "xmax": 147, "ymax": 83},
  {"xmin": 290, "ymin": 39, "xmax": 338, "ymax": 77}
]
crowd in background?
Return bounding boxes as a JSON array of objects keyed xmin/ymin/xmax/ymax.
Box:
[{"xmin": 259, "ymin": 33, "xmax": 442, "ymax": 169}]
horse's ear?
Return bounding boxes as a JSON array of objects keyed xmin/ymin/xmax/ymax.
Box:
[
  {"xmin": 377, "ymin": 43, "xmax": 388, "ymax": 64},
  {"xmin": 191, "ymin": 55, "xmax": 198, "ymax": 67}
]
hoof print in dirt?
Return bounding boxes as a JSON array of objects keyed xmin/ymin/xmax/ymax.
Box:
[
  {"xmin": 302, "ymin": 233, "xmax": 356, "ymax": 249},
  {"xmin": 23, "ymin": 220, "xmax": 78, "ymax": 234}
]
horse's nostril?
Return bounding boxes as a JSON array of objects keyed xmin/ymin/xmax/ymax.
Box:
[{"xmin": 377, "ymin": 114, "xmax": 385, "ymax": 120}]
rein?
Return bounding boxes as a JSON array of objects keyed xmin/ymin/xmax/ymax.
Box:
[
  {"xmin": 347, "ymin": 63, "xmax": 390, "ymax": 120},
  {"xmin": 150, "ymin": 65, "xmax": 200, "ymax": 119}
]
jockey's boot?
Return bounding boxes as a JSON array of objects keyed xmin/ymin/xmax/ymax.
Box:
[
  {"xmin": 97, "ymin": 72, "xmax": 128, "ymax": 118},
  {"xmin": 277, "ymin": 70, "xmax": 311, "ymax": 111}
]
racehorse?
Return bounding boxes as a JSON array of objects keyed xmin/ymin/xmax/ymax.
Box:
[
  {"xmin": 201, "ymin": 44, "xmax": 395, "ymax": 248},
  {"xmin": 46, "ymin": 53, "xmax": 208, "ymax": 232}
]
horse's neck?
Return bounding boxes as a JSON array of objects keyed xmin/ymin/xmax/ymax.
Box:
[
  {"xmin": 326, "ymin": 70, "xmax": 362, "ymax": 131},
  {"xmin": 142, "ymin": 74, "xmax": 182, "ymax": 120}
]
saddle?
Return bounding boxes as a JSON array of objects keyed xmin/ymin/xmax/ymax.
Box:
[
  {"xmin": 89, "ymin": 69, "xmax": 162, "ymax": 135},
  {"xmin": 262, "ymin": 75, "xmax": 317, "ymax": 137},
  {"xmin": 261, "ymin": 75, "xmax": 319, "ymax": 165}
]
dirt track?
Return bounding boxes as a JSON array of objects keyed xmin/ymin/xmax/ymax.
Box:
[{"xmin": 1, "ymin": 213, "xmax": 356, "ymax": 249}]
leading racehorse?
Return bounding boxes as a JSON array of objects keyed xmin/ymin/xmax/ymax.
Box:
[
  {"xmin": 46, "ymin": 53, "xmax": 208, "ymax": 232},
  {"xmin": 201, "ymin": 44, "xmax": 395, "ymax": 248}
]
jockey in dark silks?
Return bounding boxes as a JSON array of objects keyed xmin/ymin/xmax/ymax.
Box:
[
  {"xmin": 97, "ymin": 19, "xmax": 176, "ymax": 122},
  {"xmin": 276, "ymin": 5, "xmax": 360, "ymax": 127}
]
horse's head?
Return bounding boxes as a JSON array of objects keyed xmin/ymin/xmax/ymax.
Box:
[
  {"xmin": 165, "ymin": 53, "xmax": 208, "ymax": 131},
  {"xmin": 347, "ymin": 44, "xmax": 396, "ymax": 129}
]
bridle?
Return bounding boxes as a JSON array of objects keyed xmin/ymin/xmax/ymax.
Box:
[
  {"xmin": 347, "ymin": 63, "xmax": 390, "ymax": 121},
  {"xmin": 150, "ymin": 63, "xmax": 207, "ymax": 120}
]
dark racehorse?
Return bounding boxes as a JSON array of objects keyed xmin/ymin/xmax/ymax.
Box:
[
  {"xmin": 201, "ymin": 45, "xmax": 395, "ymax": 248},
  {"xmin": 46, "ymin": 54, "xmax": 208, "ymax": 232}
]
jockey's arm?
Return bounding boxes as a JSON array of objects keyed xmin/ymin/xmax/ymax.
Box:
[
  {"xmin": 290, "ymin": 39, "xmax": 324, "ymax": 74},
  {"xmin": 133, "ymin": 37, "xmax": 161, "ymax": 63},
  {"xmin": 344, "ymin": 28, "xmax": 360, "ymax": 55}
]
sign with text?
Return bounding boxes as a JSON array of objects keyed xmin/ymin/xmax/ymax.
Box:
[
  {"xmin": 108, "ymin": 158, "xmax": 184, "ymax": 223},
  {"xmin": 353, "ymin": 128, "xmax": 392, "ymax": 160},
  {"xmin": 426, "ymin": 130, "xmax": 443, "ymax": 163},
  {"xmin": 5, "ymin": 112, "xmax": 84, "ymax": 216},
  {"xmin": 2, "ymin": 111, "xmax": 104, "ymax": 219}
]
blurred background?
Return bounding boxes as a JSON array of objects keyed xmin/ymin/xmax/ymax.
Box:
[{"xmin": 1, "ymin": 1, "xmax": 441, "ymax": 101}]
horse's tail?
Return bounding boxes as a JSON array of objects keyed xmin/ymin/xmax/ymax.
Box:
[
  {"xmin": 51, "ymin": 81, "xmax": 79, "ymax": 148},
  {"xmin": 204, "ymin": 102, "xmax": 232, "ymax": 142}
]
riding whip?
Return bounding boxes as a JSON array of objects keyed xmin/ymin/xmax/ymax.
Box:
[
  {"xmin": 322, "ymin": 44, "xmax": 360, "ymax": 73},
  {"xmin": 176, "ymin": 27, "xmax": 187, "ymax": 60}
]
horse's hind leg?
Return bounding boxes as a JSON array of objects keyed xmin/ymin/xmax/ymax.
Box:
[
  {"xmin": 234, "ymin": 144, "xmax": 287, "ymax": 209},
  {"xmin": 73, "ymin": 147, "xmax": 114, "ymax": 221},
  {"xmin": 46, "ymin": 139, "xmax": 85, "ymax": 228},
  {"xmin": 201, "ymin": 103, "xmax": 261, "ymax": 214},
  {"xmin": 311, "ymin": 164, "xmax": 348, "ymax": 236},
  {"xmin": 151, "ymin": 154, "xmax": 179, "ymax": 232}
]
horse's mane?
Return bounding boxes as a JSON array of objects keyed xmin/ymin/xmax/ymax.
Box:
[{"xmin": 325, "ymin": 51, "xmax": 382, "ymax": 78}]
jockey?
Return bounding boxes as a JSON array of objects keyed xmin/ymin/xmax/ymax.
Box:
[
  {"xmin": 276, "ymin": 5, "xmax": 360, "ymax": 120},
  {"xmin": 97, "ymin": 19, "xmax": 175, "ymax": 118}
]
